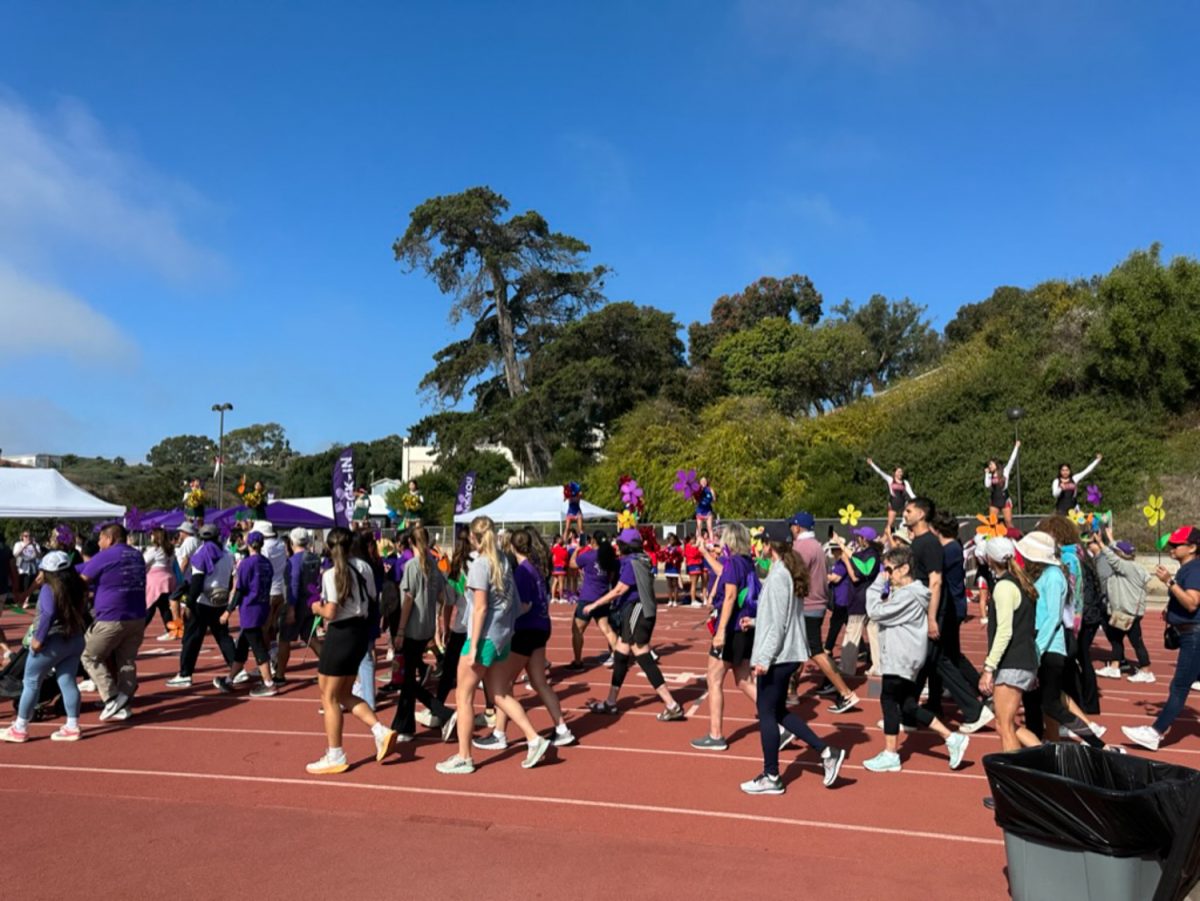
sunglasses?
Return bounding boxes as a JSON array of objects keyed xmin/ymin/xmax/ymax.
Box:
[{"xmin": 884, "ymin": 566, "xmax": 897, "ymax": 574}]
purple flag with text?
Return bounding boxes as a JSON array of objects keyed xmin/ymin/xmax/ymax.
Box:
[
  {"xmin": 454, "ymin": 471, "xmax": 477, "ymax": 516},
  {"xmin": 331, "ymin": 448, "xmax": 356, "ymax": 528}
]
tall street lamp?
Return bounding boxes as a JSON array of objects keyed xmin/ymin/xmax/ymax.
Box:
[
  {"xmin": 212, "ymin": 403, "xmax": 233, "ymax": 508},
  {"xmin": 1007, "ymin": 407, "xmax": 1025, "ymax": 517}
]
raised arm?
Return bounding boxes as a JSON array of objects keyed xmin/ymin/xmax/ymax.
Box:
[
  {"xmin": 867, "ymin": 458, "xmax": 892, "ymax": 485},
  {"xmin": 903, "ymin": 479, "xmax": 915, "ymax": 500},
  {"xmin": 1003, "ymin": 441, "xmax": 1021, "ymax": 480},
  {"xmin": 1073, "ymin": 455, "xmax": 1101, "ymax": 482}
]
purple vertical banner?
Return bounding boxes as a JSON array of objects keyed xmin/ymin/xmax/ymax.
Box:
[
  {"xmin": 454, "ymin": 471, "xmax": 477, "ymax": 516},
  {"xmin": 331, "ymin": 447, "xmax": 356, "ymax": 528}
]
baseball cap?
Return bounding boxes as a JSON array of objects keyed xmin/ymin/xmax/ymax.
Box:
[
  {"xmin": 789, "ymin": 511, "xmax": 815, "ymax": 529},
  {"xmin": 178, "ymin": 522, "xmax": 196, "ymax": 535},
  {"xmin": 289, "ymin": 527, "xmax": 310, "ymax": 546},
  {"xmin": 985, "ymin": 537, "xmax": 1017, "ymax": 564},
  {"xmin": 851, "ymin": 525, "xmax": 878, "ymax": 542},
  {"xmin": 245, "ymin": 530, "xmax": 265, "ymax": 546},
  {"xmin": 617, "ymin": 528, "xmax": 643, "ymax": 545},
  {"xmin": 1167, "ymin": 525, "xmax": 1200, "ymax": 547},
  {"xmin": 39, "ymin": 550, "xmax": 72, "ymax": 572},
  {"xmin": 198, "ymin": 524, "xmax": 219, "ymax": 540},
  {"xmin": 1114, "ymin": 540, "xmax": 1136, "ymax": 557}
]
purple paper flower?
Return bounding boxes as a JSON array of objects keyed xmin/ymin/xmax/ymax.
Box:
[
  {"xmin": 1085, "ymin": 484, "xmax": 1102, "ymax": 506},
  {"xmin": 672, "ymin": 468, "xmax": 699, "ymax": 497},
  {"xmin": 620, "ymin": 479, "xmax": 644, "ymax": 507}
]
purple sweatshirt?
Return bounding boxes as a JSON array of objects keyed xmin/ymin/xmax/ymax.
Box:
[{"xmin": 233, "ymin": 553, "xmax": 274, "ymax": 629}]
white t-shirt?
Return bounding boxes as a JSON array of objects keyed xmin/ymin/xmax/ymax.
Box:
[
  {"xmin": 143, "ymin": 546, "xmax": 172, "ymax": 570},
  {"xmin": 263, "ymin": 537, "xmax": 288, "ymax": 597},
  {"xmin": 320, "ymin": 557, "xmax": 377, "ymax": 621},
  {"xmin": 176, "ymin": 535, "xmax": 202, "ymax": 570}
]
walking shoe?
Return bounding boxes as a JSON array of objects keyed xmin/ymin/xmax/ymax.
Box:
[
  {"xmin": 374, "ymin": 727, "xmax": 398, "ymax": 762},
  {"xmin": 50, "ymin": 725, "xmax": 81, "ymax": 742},
  {"xmin": 154, "ymin": 631, "xmax": 173, "ymax": 642},
  {"xmin": 690, "ymin": 734, "xmax": 728, "ymax": 752},
  {"xmin": 472, "ymin": 732, "xmax": 508, "ymax": 751},
  {"xmin": 415, "ymin": 709, "xmax": 439, "ymax": 728},
  {"xmin": 552, "ymin": 726, "xmax": 577, "ymax": 747},
  {"xmin": 165, "ymin": 675, "xmax": 192, "ymax": 688},
  {"xmin": 473, "ymin": 713, "xmax": 489, "ymax": 728},
  {"xmin": 1127, "ymin": 671, "xmax": 1156, "ymax": 684},
  {"xmin": 876, "ymin": 719, "xmax": 910, "ymax": 734},
  {"xmin": 1090, "ymin": 723, "xmax": 1107, "ymax": 740},
  {"xmin": 657, "ymin": 704, "xmax": 686, "ymax": 722},
  {"xmin": 946, "ymin": 732, "xmax": 970, "ymax": 770},
  {"xmin": 821, "ymin": 746, "xmax": 848, "ymax": 787},
  {"xmin": 585, "ymin": 699, "xmax": 619, "ymax": 715},
  {"xmin": 522, "ymin": 736, "xmax": 551, "ymax": 769},
  {"xmin": 779, "ymin": 727, "xmax": 796, "ymax": 751},
  {"xmin": 441, "ymin": 712, "xmax": 458, "ymax": 743},
  {"xmin": 960, "ymin": 706, "xmax": 995, "ymax": 734},
  {"xmin": 436, "ymin": 754, "xmax": 475, "ymax": 775},
  {"xmin": 863, "ymin": 750, "xmax": 902, "ymax": 772},
  {"xmin": 1193, "ymin": 681, "xmax": 1200, "ymax": 691},
  {"xmin": 249, "ymin": 683, "xmax": 278, "ymax": 698},
  {"xmin": 828, "ymin": 693, "xmax": 859, "ymax": 714},
  {"xmin": 740, "ymin": 773, "xmax": 784, "ymax": 795},
  {"xmin": 232, "ymin": 670, "xmax": 251, "ymax": 685},
  {"xmin": 212, "ymin": 676, "xmax": 233, "ymax": 694},
  {"xmin": 0, "ymin": 725, "xmax": 28, "ymax": 743},
  {"xmin": 78, "ymin": 679, "xmax": 96, "ymax": 693},
  {"xmin": 394, "ymin": 733, "xmax": 415, "ymax": 743},
  {"xmin": 306, "ymin": 752, "xmax": 349, "ymax": 775},
  {"xmin": 108, "ymin": 707, "xmax": 131, "ymax": 721},
  {"xmin": 1121, "ymin": 725, "xmax": 1161, "ymax": 752},
  {"xmin": 99, "ymin": 693, "xmax": 130, "ymax": 721},
  {"xmin": 1095, "ymin": 665, "xmax": 1121, "ymax": 679},
  {"xmin": 602, "ymin": 654, "xmax": 614, "ymax": 668},
  {"xmin": 815, "ymin": 681, "xmax": 838, "ymax": 697}
]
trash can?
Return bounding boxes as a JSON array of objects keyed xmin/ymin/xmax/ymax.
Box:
[{"xmin": 983, "ymin": 744, "xmax": 1200, "ymax": 901}]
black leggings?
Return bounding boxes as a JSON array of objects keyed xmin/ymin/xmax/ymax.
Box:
[
  {"xmin": 823, "ymin": 607, "xmax": 849, "ymax": 655},
  {"xmin": 436, "ymin": 631, "xmax": 467, "ymax": 705},
  {"xmin": 1102, "ymin": 616, "xmax": 1151, "ymax": 669},
  {"xmin": 1025, "ymin": 652, "xmax": 1102, "ymax": 747},
  {"xmin": 757, "ymin": 661, "xmax": 826, "ymax": 777},
  {"xmin": 179, "ymin": 603, "xmax": 236, "ymax": 677},
  {"xmin": 881, "ymin": 675, "xmax": 936, "ymax": 735},
  {"xmin": 145, "ymin": 593, "xmax": 172, "ymax": 628},
  {"xmin": 393, "ymin": 636, "xmax": 453, "ymax": 733},
  {"xmin": 233, "ymin": 627, "xmax": 270, "ymax": 667}
]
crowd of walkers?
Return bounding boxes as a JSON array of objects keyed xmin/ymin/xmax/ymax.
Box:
[{"xmin": 0, "ymin": 485, "xmax": 1197, "ymax": 796}]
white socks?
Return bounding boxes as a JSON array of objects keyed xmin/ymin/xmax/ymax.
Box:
[
  {"xmin": 370, "ymin": 721, "xmax": 388, "ymax": 739},
  {"xmin": 328, "ymin": 746, "xmax": 346, "ymax": 762}
]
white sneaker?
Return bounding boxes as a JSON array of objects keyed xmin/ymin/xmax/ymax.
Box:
[
  {"xmin": 960, "ymin": 706, "xmax": 995, "ymax": 734},
  {"xmin": 232, "ymin": 670, "xmax": 251, "ymax": 685},
  {"xmin": 78, "ymin": 679, "xmax": 96, "ymax": 693},
  {"xmin": 740, "ymin": 773, "xmax": 784, "ymax": 795},
  {"xmin": 154, "ymin": 631, "xmax": 173, "ymax": 642},
  {"xmin": 1095, "ymin": 665, "xmax": 1121, "ymax": 679},
  {"xmin": 306, "ymin": 752, "xmax": 349, "ymax": 775},
  {"xmin": 1091, "ymin": 723, "xmax": 1107, "ymax": 740},
  {"xmin": 165, "ymin": 675, "xmax": 192, "ymax": 688},
  {"xmin": 108, "ymin": 707, "xmax": 131, "ymax": 722},
  {"xmin": 1121, "ymin": 725, "xmax": 1161, "ymax": 752},
  {"xmin": 522, "ymin": 736, "xmax": 551, "ymax": 769},
  {"xmin": 945, "ymin": 732, "xmax": 969, "ymax": 770},
  {"xmin": 602, "ymin": 654, "xmax": 614, "ymax": 668},
  {"xmin": 415, "ymin": 709, "xmax": 441, "ymax": 728},
  {"xmin": 436, "ymin": 754, "xmax": 475, "ymax": 775},
  {"xmin": 1193, "ymin": 681, "xmax": 1200, "ymax": 691},
  {"xmin": 552, "ymin": 727, "xmax": 577, "ymax": 747},
  {"xmin": 863, "ymin": 749, "xmax": 902, "ymax": 772},
  {"xmin": 99, "ymin": 693, "xmax": 130, "ymax": 722},
  {"xmin": 1127, "ymin": 671, "xmax": 1156, "ymax": 684}
]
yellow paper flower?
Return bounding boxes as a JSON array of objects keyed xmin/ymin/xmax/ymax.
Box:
[
  {"xmin": 975, "ymin": 512, "xmax": 1007, "ymax": 539},
  {"xmin": 838, "ymin": 504, "xmax": 861, "ymax": 526},
  {"xmin": 1143, "ymin": 494, "xmax": 1165, "ymax": 527},
  {"xmin": 617, "ymin": 510, "xmax": 638, "ymax": 529},
  {"xmin": 749, "ymin": 525, "xmax": 766, "ymax": 558},
  {"xmin": 1068, "ymin": 508, "xmax": 1086, "ymax": 526}
]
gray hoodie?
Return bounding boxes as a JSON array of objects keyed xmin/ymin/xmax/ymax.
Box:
[
  {"xmin": 1099, "ymin": 547, "xmax": 1151, "ymax": 618},
  {"xmin": 750, "ymin": 559, "xmax": 809, "ymax": 670},
  {"xmin": 866, "ymin": 573, "xmax": 931, "ymax": 682}
]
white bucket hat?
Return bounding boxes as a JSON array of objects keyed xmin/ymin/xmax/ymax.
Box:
[
  {"xmin": 1016, "ymin": 531, "xmax": 1059, "ymax": 566},
  {"xmin": 253, "ymin": 520, "xmax": 276, "ymax": 538}
]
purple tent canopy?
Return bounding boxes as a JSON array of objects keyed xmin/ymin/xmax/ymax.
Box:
[{"xmin": 140, "ymin": 501, "xmax": 333, "ymax": 533}]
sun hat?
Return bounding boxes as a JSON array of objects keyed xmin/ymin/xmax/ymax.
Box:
[
  {"xmin": 39, "ymin": 551, "xmax": 71, "ymax": 572},
  {"xmin": 890, "ymin": 525, "xmax": 913, "ymax": 545},
  {"xmin": 289, "ymin": 527, "xmax": 310, "ymax": 546},
  {"xmin": 789, "ymin": 511, "xmax": 815, "ymax": 529},
  {"xmin": 1016, "ymin": 531, "xmax": 1059, "ymax": 566},
  {"xmin": 253, "ymin": 520, "xmax": 276, "ymax": 538},
  {"xmin": 851, "ymin": 525, "xmax": 878, "ymax": 542},
  {"xmin": 985, "ymin": 537, "xmax": 1017, "ymax": 564},
  {"xmin": 1167, "ymin": 525, "xmax": 1200, "ymax": 547}
]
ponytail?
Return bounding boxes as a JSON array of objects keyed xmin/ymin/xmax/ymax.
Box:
[
  {"xmin": 326, "ymin": 526, "xmax": 354, "ymax": 602},
  {"xmin": 1006, "ymin": 558, "xmax": 1039, "ymax": 603},
  {"xmin": 411, "ymin": 525, "xmax": 430, "ymax": 577},
  {"xmin": 470, "ymin": 516, "xmax": 505, "ymax": 592},
  {"xmin": 769, "ymin": 540, "xmax": 809, "ymax": 599}
]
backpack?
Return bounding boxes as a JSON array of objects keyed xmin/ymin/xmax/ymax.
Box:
[{"xmin": 298, "ymin": 552, "xmax": 322, "ymax": 606}]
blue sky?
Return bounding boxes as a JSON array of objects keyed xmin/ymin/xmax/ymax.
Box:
[{"xmin": 2, "ymin": 1, "xmax": 1198, "ymax": 461}]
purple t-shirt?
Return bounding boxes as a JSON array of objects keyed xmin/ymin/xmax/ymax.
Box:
[
  {"xmin": 391, "ymin": 548, "xmax": 415, "ymax": 583},
  {"xmin": 79, "ymin": 542, "xmax": 147, "ymax": 622},
  {"xmin": 830, "ymin": 560, "xmax": 852, "ymax": 609},
  {"xmin": 513, "ymin": 558, "xmax": 551, "ymax": 633},
  {"xmin": 576, "ymin": 547, "xmax": 611, "ymax": 602},
  {"xmin": 616, "ymin": 556, "xmax": 639, "ymax": 607},
  {"xmin": 234, "ymin": 554, "xmax": 274, "ymax": 629},
  {"xmin": 33, "ymin": 584, "xmax": 63, "ymax": 644},
  {"xmin": 190, "ymin": 541, "xmax": 224, "ymax": 575},
  {"xmin": 715, "ymin": 553, "xmax": 755, "ymax": 632}
]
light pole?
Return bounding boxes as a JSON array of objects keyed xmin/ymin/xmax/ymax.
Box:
[
  {"xmin": 1007, "ymin": 407, "xmax": 1025, "ymax": 518},
  {"xmin": 212, "ymin": 403, "xmax": 233, "ymax": 509}
]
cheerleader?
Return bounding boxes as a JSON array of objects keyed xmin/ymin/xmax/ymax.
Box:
[
  {"xmin": 682, "ymin": 535, "xmax": 705, "ymax": 605},
  {"xmin": 564, "ymin": 482, "xmax": 584, "ymax": 535},
  {"xmin": 663, "ymin": 533, "xmax": 683, "ymax": 607},
  {"xmin": 694, "ymin": 477, "xmax": 716, "ymax": 544},
  {"xmin": 984, "ymin": 440, "xmax": 1021, "ymax": 529},
  {"xmin": 549, "ymin": 535, "xmax": 569, "ymax": 601},
  {"xmin": 1052, "ymin": 455, "xmax": 1102, "ymax": 516},
  {"xmin": 867, "ymin": 458, "xmax": 915, "ymax": 536},
  {"xmin": 564, "ymin": 528, "xmax": 581, "ymax": 600}
]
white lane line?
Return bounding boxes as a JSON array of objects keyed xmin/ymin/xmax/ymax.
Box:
[{"xmin": 0, "ymin": 762, "xmax": 1003, "ymax": 846}]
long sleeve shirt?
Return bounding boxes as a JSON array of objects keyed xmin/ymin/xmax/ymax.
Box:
[
  {"xmin": 1033, "ymin": 566, "xmax": 1068, "ymax": 658},
  {"xmin": 867, "ymin": 461, "xmax": 915, "ymax": 499},
  {"xmin": 984, "ymin": 443, "xmax": 1020, "ymax": 489},
  {"xmin": 985, "ymin": 580, "xmax": 1020, "ymax": 671},
  {"xmin": 1051, "ymin": 458, "xmax": 1100, "ymax": 499}
]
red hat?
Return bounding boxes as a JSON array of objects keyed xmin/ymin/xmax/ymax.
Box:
[{"xmin": 1167, "ymin": 525, "xmax": 1200, "ymax": 547}]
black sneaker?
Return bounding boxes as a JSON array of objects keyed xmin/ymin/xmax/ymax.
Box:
[
  {"xmin": 828, "ymin": 693, "xmax": 860, "ymax": 714},
  {"xmin": 815, "ymin": 681, "xmax": 838, "ymax": 697},
  {"xmin": 212, "ymin": 676, "xmax": 233, "ymax": 694}
]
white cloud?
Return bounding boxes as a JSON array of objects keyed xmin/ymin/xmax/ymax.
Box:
[
  {"xmin": 738, "ymin": 0, "xmax": 938, "ymax": 65},
  {"xmin": 0, "ymin": 90, "xmax": 224, "ymax": 281},
  {"xmin": 0, "ymin": 262, "xmax": 136, "ymax": 364}
]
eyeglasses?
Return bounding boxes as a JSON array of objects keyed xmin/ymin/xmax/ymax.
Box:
[{"xmin": 883, "ymin": 566, "xmax": 896, "ymax": 574}]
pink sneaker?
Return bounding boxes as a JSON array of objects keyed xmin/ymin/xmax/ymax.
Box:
[
  {"xmin": 0, "ymin": 725, "xmax": 29, "ymax": 743},
  {"xmin": 51, "ymin": 726, "xmax": 82, "ymax": 742}
]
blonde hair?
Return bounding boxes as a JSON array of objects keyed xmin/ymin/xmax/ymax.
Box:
[
  {"xmin": 721, "ymin": 522, "xmax": 752, "ymax": 556},
  {"xmin": 411, "ymin": 525, "xmax": 430, "ymax": 577},
  {"xmin": 470, "ymin": 515, "xmax": 506, "ymax": 592}
]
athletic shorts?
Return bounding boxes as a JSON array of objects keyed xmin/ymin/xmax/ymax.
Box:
[
  {"xmin": 665, "ymin": 568, "xmax": 680, "ymax": 579},
  {"xmin": 720, "ymin": 628, "xmax": 755, "ymax": 665},
  {"xmin": 552, "ymin": 566, "xmax": 566, "ymax": 575},
  {"xmin": 620, "ymin": 603, "xmax": 655, "ymax": 646},
  {"xmin": 575, "ymin": 599, "xmax": 610, "ymax": 622},
  {"xmin": 995, "ymin": 667, "xmax": 1038, "ymax": 691},
  {"xmin": 686, "ymin": 565, "xmax": 702, "ymax": 576},
  {"xmin": 510, "ymin": 629, "xmax": 550, "ymax": 657},
  {"xmin": 462, "ymin": 637, "xmax": 510, "ymax": 668},
  {"xmin": 803, "ymin": 614, "xmax": 826, "ymax": 657}
]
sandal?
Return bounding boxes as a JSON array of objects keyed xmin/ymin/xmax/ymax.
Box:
[
  {"xmin": 586, "ymin": 699, "xmax": 619, "ymax": 715},
  {"xmin": 657, "ymin": 704, "xmax": 686, "ymax": 722}
]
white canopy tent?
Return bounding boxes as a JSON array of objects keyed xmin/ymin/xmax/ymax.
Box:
[
  {"xmin": 454, "ymin": 487, "xmax": 619, "ymax": 525},
  {"xmin": 283, "ymin": 494, "xmax": 390, "ymax": 519},
  {"xmin": 0, "ymin": 469, "xmax": 125, "ymax": 519}
]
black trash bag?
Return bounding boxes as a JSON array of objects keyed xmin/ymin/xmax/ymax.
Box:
[{"xmin": 984, "ymin": 744, "xmax": 1200, "ymax": 901}]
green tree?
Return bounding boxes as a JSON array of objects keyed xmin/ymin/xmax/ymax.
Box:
[
  {"xmin": 393, "ymin": 186, "xmax": 609, "ymax": 478},
  {"xmin": 833, "ymin": 294, "xmax": 942, "ymax": 390},
  {"xmin": 223, "ymin": 423, "xmax": 294, "ymax": 468},
  {"xmin": 687, "ymin": 274, "xmax": 822, "ymax": 365},
  {"xmin": 146, "ymin": 434, "xmax": 217, "ymax": 470},
  {"xmin": 389, "ymin": 450, "xmax": 515, "ymax": 525}
]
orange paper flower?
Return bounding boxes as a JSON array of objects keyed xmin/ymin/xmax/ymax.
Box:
[{"xmin": 975, "ymin": 512, "xmax": 1008, "ymax": 539}]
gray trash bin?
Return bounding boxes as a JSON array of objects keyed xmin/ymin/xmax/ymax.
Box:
[{"xmin": 1004, "ymin": 832, "xmax": 1164, "ymax": 901}]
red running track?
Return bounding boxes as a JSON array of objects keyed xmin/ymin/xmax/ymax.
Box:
[{"xmin": 1, "ymin": 604, "xmax": 1197, "ymax": 900}]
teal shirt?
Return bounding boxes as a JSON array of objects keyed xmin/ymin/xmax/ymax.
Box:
[{"xmin": 1034, "ymin": 566, "xmax": 1068, "ymax": 658}]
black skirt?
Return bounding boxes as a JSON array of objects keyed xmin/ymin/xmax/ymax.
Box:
[{"xmin": 318, "ymin": 617, "xmax": 369, "ymax": 677}]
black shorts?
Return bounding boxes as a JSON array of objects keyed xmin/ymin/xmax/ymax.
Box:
[
  {"xmin": 721, "ymin": 628, "xmax": 755, "ymax": 665},
  {"xmin": 318, "ymin": 617, "xmax": 369, "ymax": 677},
  {"xmin": 510, "ymin": 629, "xmax": 550, "ymax": 657},
  {"xmin": 804, "ymin": 614, "xmax": 826, "ymax": 657},
  {"xmin": 234, "ymin": 627, "xmax": 271, "ymax": 666},
  {"xmin": 575, "ymin": 599, "xmax": 610, "ymax": 623},
  {"xmin": 620, "ymin": 604, "xmax": 655, "ymax": 646}
]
